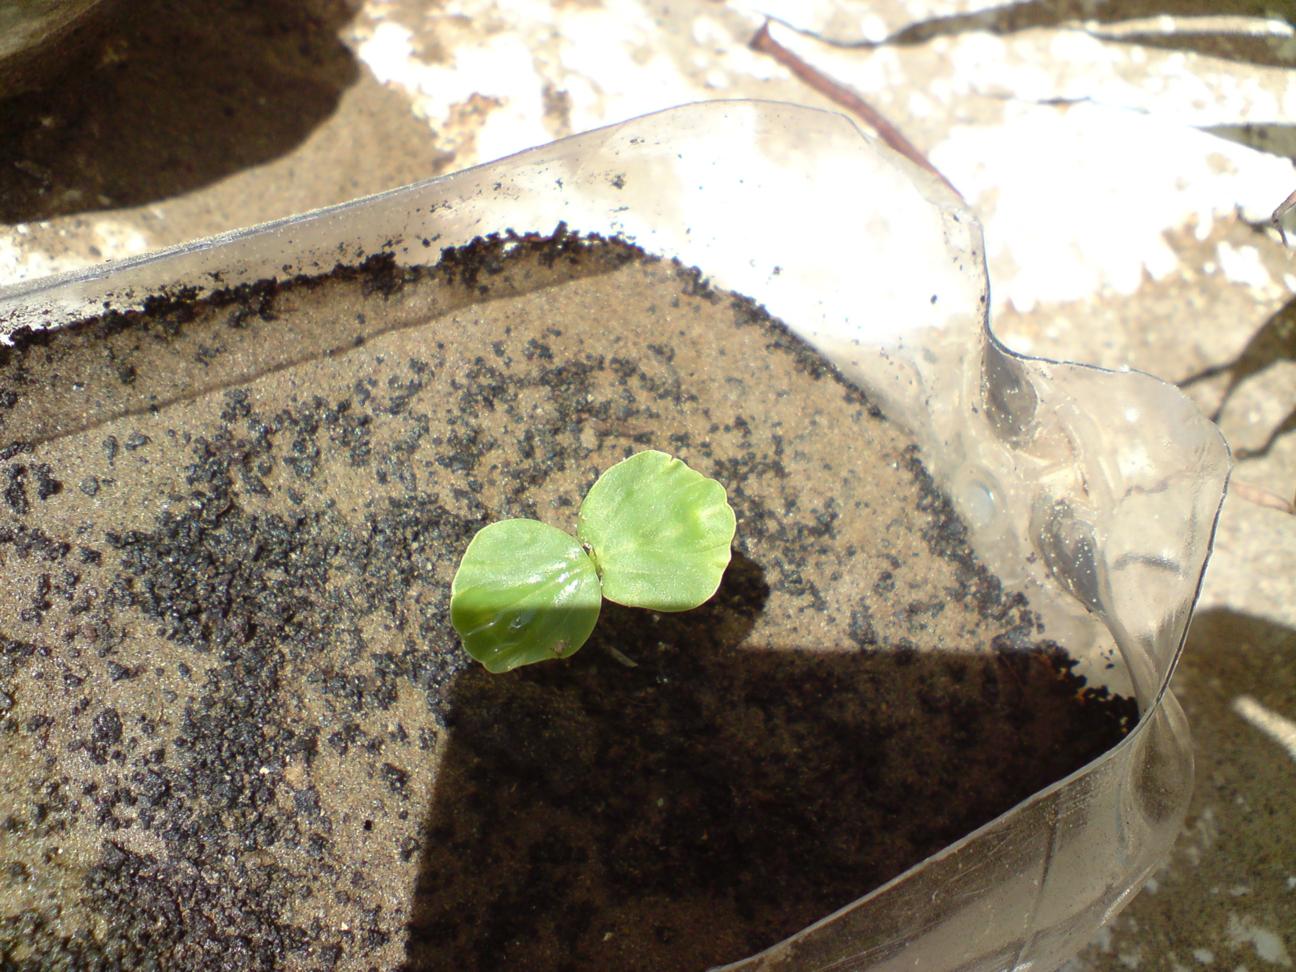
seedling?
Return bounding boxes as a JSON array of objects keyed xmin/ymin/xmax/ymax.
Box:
[{"xmin": 450, "ymin": 450, "xmax": 737, "ymax": 672}]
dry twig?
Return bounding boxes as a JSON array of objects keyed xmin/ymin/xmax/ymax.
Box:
[
  {"xmin": 1271, "ymin": 188, "xmax": 1296, "ymax": 245},
  {"xmin": 749, "ymin": 22, "xmax": 963, "ymax": 202},
  {"xmin": 1231, "ymin": 478, "xmax": 1295, "ymax": 516}
]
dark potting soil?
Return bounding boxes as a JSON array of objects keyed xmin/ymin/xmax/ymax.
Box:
[{"xmin": 0, "ymin": 231, "xmax": 1137, "ymax": 972}]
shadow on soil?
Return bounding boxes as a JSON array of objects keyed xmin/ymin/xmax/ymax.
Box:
[
  {"xmin": 0, "ymin": 0, "xmax": 360, "ymax": 223},
  {"xmin": 875, "ymin": 0, "xmax": 1291, "ymax": 54},
  {"xmin": 402, "ymin": 553, "xmax": 1137, "ymax": 972},
  {"xmin": 1096, "ymin": 610, "xmax": 1296, "ymax": 956},
  {"xmin": 844, "ymin": 0, "xmax": 1296, "ymax": 84},
  {"xmin": 1180, "ymin": 609, "xmax": 1296, "ymax": 701},
  {"xmin": 1181, "ymin": 291, "xmax": 1296, "ymax": 459}
]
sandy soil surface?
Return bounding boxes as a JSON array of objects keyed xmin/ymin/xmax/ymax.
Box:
[{"xmin": 0, "ymin": 236, "xmax": 1133, "ymax": 970}]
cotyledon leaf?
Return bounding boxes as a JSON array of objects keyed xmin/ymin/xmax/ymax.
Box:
[
  {"xmin": 450, "ymin": 519, "xmax": 602, "ymax": 673},
  {"xmin": 577, "ymin": 450, "xmax": 736, "ymax": 612}
]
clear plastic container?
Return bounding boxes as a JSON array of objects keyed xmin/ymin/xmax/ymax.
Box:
[{"xmin": 0, "ymin": 101, "xmax": 1228, "ymax": 971}]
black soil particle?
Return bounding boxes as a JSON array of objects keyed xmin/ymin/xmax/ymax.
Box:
[{"xmin": 0, "ymin": 231, "xmax": 1137, "ymax": 972}]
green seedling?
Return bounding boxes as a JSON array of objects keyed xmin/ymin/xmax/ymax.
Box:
[{"xmin": 450, "ymin": 450, "xmax": 736, "ymax": 673}]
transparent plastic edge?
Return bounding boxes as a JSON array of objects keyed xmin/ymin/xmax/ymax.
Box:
[{"xmin": 0, "ymin": 100, "xmax": 1227, "ymax": 972}]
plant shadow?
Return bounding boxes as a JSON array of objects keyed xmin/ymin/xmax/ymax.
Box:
[
  {"xmin": 0, "ymin": 0, "xmax": 361, "ymax": 223},
  {"xmin": 875, "ymin": 0, "xmax": 1290, "ymax": 51},
  {"xmin": 1181, "ymin": 291, "xmax": 1296, "ymax": 459},
  {"xmin": 848, "ymin": 0, "xmax": 1296, "ymax": 88},
  {"xmin": 402, "ymin": 552, "xmax": 1136, "ymax": 972},
  {"xmin": 1206, "ymin": 123, "xmax": 1296, "ymax": 163}
]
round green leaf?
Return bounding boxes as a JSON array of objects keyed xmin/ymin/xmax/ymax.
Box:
[
  {"xmin": 451, "ymin": 519, "xmax": 602, "ymax": 673},
  {"xmin": 577, "ymin": 450, "xmax": 736, "ymax": 612}
]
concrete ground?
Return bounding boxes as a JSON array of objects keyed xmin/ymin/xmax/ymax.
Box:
[{"xmin": 1, "ymin": 1, "xmax": 1293, "ymax": 968}]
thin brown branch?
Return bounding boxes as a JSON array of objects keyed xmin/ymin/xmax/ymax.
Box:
[
  {"xmin": 1271, "ymin": 187, "xmax": 1296, "ymax": 246},
  {"xmin": 1232, "ymin": 478, "xmax": 1295, "ymax": 516},
  {"xmin": 749, "ymin": 21, "xmax": 963, "ymax": 202}
]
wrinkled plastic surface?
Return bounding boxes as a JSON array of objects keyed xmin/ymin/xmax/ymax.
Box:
[{"xmin": 0, "ymin": 101, "xmax": 1228, "ymax": 971}]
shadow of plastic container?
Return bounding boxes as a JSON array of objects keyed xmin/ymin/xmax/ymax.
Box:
[{"xmin": 0, "ymin": 100, "xmax": 1228, "ymax": 972}]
